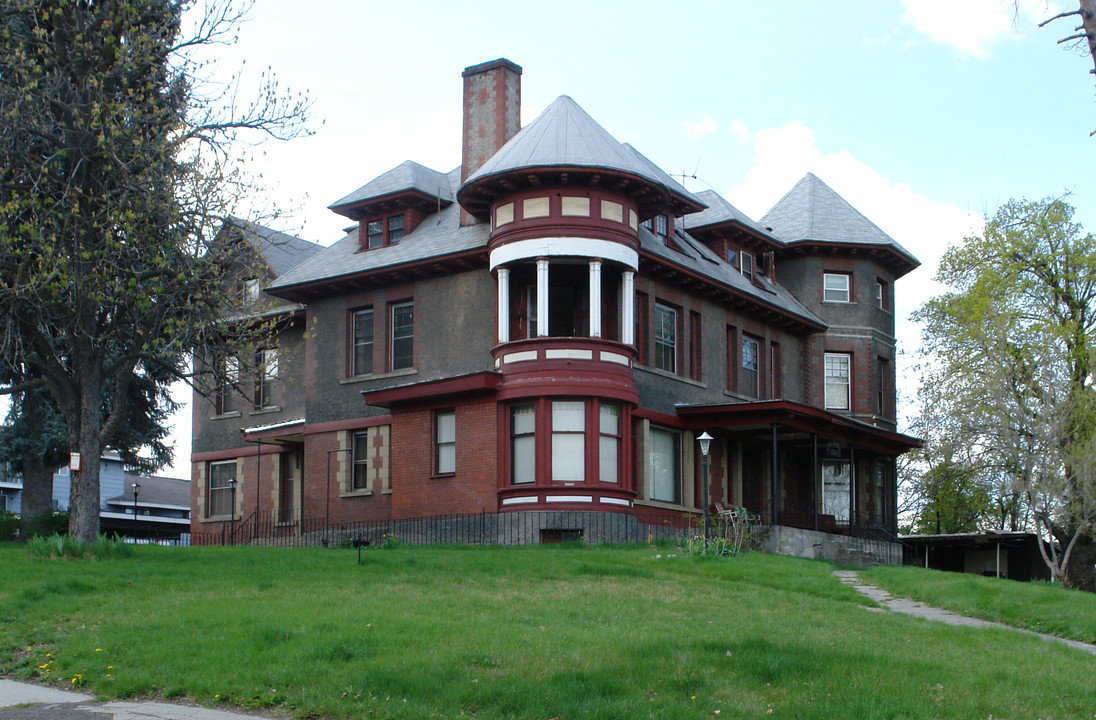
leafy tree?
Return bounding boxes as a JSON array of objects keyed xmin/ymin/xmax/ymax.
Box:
[
  {"xmin": 0, "ymin": 0, "xmax": 308, "ymax": 541},
  {"xmin": 916, "ymin": 198, "xmax": 1096, "ymax": 591}
]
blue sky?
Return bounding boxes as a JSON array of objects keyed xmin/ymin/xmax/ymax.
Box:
[{"xmin": 161, "ymin": 0, "xmax": 1096, "ymax": 477}]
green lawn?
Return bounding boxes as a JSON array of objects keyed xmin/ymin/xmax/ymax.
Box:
[
  {"xmin": 2, "ymin": 543, "xmax": 1094, "ymax": 719},
  {"xmin": 863, "ymin": 563, "xmax": 1096, "ymax": 644}
]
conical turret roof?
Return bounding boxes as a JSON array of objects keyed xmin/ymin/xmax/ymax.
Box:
[{"xmin": 457, "ymin": 95, "xmax": 704, "ymax": 218}]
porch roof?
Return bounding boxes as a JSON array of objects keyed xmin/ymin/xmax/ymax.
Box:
[{"xmin": 675, "ymin": 400, "xmax": 920, "ymax": 456}]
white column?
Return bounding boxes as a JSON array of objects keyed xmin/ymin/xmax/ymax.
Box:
[
  {"xmin": 622, "ymin": 270, "xmax": 635, "ymax": 346},
  {"xmin": 497, "ymin": 267, "xmax": 510, "ymax": 344},
  {"xmin": 588, "ymin": 260, "xmax": 602, "ymax": 338},
  {"xmin": 536, "ymin": 258, "xmax": 549, "ymax": 337}
]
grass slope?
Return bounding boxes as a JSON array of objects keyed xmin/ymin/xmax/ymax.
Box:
[
  {"xmin": 863, "ymin": 563, "xmax": 1096, "ymax": 644},
  {"xmin": 2, "ymin": 544, "xmax": 1094, "ymax": 719}
]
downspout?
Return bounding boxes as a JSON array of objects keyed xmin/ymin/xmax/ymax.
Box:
[{"xmin": 849, "ymin": 445, "xmax": 857, "ymax": 531}]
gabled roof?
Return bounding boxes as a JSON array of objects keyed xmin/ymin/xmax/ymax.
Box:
[
  {"xmin": 268, "ymin": 169, "xmax": 491, "ymax": 301},
  {"xmin": 760, "ymin": 173, "xmax": 920, "ymax": 275},
  {"xmin": 458, "ymin": 95, "xmax": 705, "ymax": 218},
  {"xmin": 224, "ymin": 217, "xmax": 324, "ymax": 278},
  {"xmin": 329, "ymin": 160, "xmax": 454, "ymax": 219},
  {"xmin": 684, "ymin": 190, "xmax": 779, "ymax": 246}
]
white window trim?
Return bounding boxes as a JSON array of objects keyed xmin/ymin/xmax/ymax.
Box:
[{"xmin": 823, "ymin": 272, "xmax": 851, "ymax": 303}]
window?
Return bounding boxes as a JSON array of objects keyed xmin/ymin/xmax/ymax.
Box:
[
  {"xmin": 740, "ymin": 252, "xmax": 754, "ymax": 281},
  {"xmin": 351, "ymin": 309, "xmax": 373, "ymax": 376},
  {"xmin": 599, "ymin": 404, "xmax": 620, "ymax": 484},
  {"xmin": 823, "ymin": 272, "xmax": 850, "ymax": 302},
  {"xmin": 527, "ymin": 286, "xmax": 538, "ymax": 338},
  {"xmin": 254, "ymin": 348, "xmax": 277, "ymax": 409},
  {"xmin": 352, "ymin": 431, "xmax": 371, "ymax": 490},
  {"xmin": 741, "ymin": 336, "xmax": 759, "ymax": 398},
  {"xmin": 876, "ymin": 279, "xmax": 887, "ymax": 310},
  {"xmin": 551, "ymin": 401, "xmax": 585, "ymax": 482},
  {"xmin": 390, "ymin": 302, "xmax": 414, "ymax": 371},
  {"xmin": 727, "ymin": 248, "xmax": 738, "ymax": 266},
  {"xmin": 242, "ymin": 278, "xmax": 260, "ymax": 304},
  {"xmin": 207, "ymin": 461, "xmax": 235, "ymax": 517},
  {"xmin": 822, "ymin": 460, "xmax": 850, "ymax": 523},
  {"xmin": 363, "ymin": 213, "xmax": 405, "ymax": 249},
  {"xmin": 648, "ymin": 426, "xmax": 681, "ymax": 504},
  {"xmin": 511, "ymin": 404, "xmax": 536, "ymax": 485},
  {"xmin": 435, "ymin": 410, "xmax": 456, "ymax": 475},
  {"xmin": 387, "ymin": 215, "xmax": 404, "ymax": 244},
  {"xmin": 825, "ymin": 353, "xmax": 851, "ymax": 410},
  {"xmin": 655, "ymin": 214, "xmax": 668, "ymax": 237},
  {"xmin": 366, "ymin": 220, "xmax": 384, "ymax": 249},
  {"xmin": 654, "ymin": 303, "xmax": 677, "ymax": 373},
  {"xmin": 689, "ymin": 311, "xmax": 702, "ymax": 380}
]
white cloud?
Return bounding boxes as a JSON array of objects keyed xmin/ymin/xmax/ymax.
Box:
[
  {"xmin": 900, "ymin": 0, "xmax": 1058, "ymax": 58},
  {"xmin": 686, "ymin": 115, "xmax": 718, "ymax": 141},
  {"xmin": 726, "ymin": 120, "xmax": 982, "ymax": 427},
  {"xmin": 730, "ymin": 119, "xmax": 752, "ymax": 144}
]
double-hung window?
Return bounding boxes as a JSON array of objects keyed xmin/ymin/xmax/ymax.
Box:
[
  {"xmin": 740, "ymin": 252, "xmax": 754, "ymax": 281},
  {"xmin": 741, "ymin": 336, "xmax": 759, "ymax": 398},
  {"xmin": 352, "ymin": 309, "xmax": 373, "ymax": 376},
  {"xmin": 207, "ymin": 461, "xmax": 235, "ymax": 517},
  {"xmin": 825, "ymin": 352, "xmax": 851, "ymax": 410},
  {"xmin": 510, "ymin": 404, "xmax": 536, "ymax": 485},
  {"xmin": 387, "ymin": 215, "xmax": 404, "ymax": 244},
  {"xmin": 648, "ymin": 426, "xmax": 681, "ymax": 504},
  {"xmin": 254, "ymin": 348, "xmax": 278, "ymax": 409},
  {"xmin": 551, "ymin": 401, "xmax": 585, "ymax": 482},
  {"xmin": 435, "ymin": 410, "xmax": 456, "ymax": 475},
  {"xmin": 599, "ymin": 404, "xmax": 620, "ymax": 484},
  {"xmin": 366, "ymin": 220, "xmax": 384, "ymax": 249},
  {"xmin": 823, "ymin": 273, "xmax": 850, "ymax": 302},
  {"xmin": 352, "ymin": 431, "xmax": 371, "ymax": 490},
  {"xmin": 654, "ymin": 303, "xmax": 677, "ymax": 373},
  {"xmin": 390, "ymin": 302, "xmax": 414, "ymax": 371}
]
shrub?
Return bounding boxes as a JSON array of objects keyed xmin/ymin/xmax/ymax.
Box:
[
  {"xmin": 0, "ymin": 510, "xmax": 19, "ymax": 541},
  {"xmin": 27, "ymin": 533, "xmax": 132, "ymax": 560}
]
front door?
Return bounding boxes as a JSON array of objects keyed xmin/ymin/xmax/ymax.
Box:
[{"xmin": 822, "ymin": 460, "xmax": 850, "ymax": 524}]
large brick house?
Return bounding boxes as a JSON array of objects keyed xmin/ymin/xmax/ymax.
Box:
[{"xmin": 190, "ymin": 59, "xmax": 919, "ymax": 543}]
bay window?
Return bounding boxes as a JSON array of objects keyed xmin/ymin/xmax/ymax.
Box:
[{"xmin": 551, "ymin": 401, "xmax": 585, "ymax": 482}]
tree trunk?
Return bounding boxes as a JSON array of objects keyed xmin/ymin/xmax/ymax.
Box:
[
  {"xmin": 67, "ymin": 364, "xmax": 103, "ymax": 543},
  {"xmin": 1062, "ymin": 534, "xmax": 1096, "ymax": 593},
  {"xmin": 19, "ymin": 460, "xmax": 54, "ymax": 537},
  {"xmin": 18, "ymin": 389, "xmax": 55, "ymax": 536}
]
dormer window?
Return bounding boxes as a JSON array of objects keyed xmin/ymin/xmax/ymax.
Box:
[
  {"xmin": 363, "ymin": 213, "xmax": 405, "ymax": 250},
  {"xmin": 242, "ymin": 278, "xmax": 260, "ymax": 304},
  {"xmin": 740, "ymin": 252, "xmax": 754, "ymax": 281},
  {"xmin": 366, "ymin": 220, "xmax": 383, "ymax": 249},
  {"xmin": 388, "ymin": 215, "xmax": 404, "ymax": 244},
  {"xmin": 655, "ymin": 214, "xmax": 668, "ymax": 237}
]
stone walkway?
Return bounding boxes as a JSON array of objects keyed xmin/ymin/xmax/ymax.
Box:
[
  {"xmin": 0, "ymin": 679, "xmax": 281, "ymax": 720},
  {"xmin": 833, "ymin": 570, "xmax": 1096, "ymax": 656}
]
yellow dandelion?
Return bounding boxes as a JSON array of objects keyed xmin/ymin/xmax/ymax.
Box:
[{"xmin": 95, "ymin": 648, "xmax": 102, "ymax": 653}]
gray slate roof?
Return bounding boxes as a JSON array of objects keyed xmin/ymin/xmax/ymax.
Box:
[
  {"xmin": 640, "ymin": 226, "xmax": 823, "ymax": 328},
  {"xmin": 227, "ymin": 217, "xmax": 324, "ymax": 278},
  {"xmin": 684, "ymin": 190, "xmax": 775, "ymax": 239},
  {"xmin": 461, "ymin": 95, "xmax": 704, "ymax": 209},
  {"xmin": 111, "ymin": 474, "xmax": 190, "ymax": 509},
  {"xmin": 759, "ymin": 173, "xmax": 920, "ymax": 268},
  {"xmin": 329, "ymin": 160, "xmax": 454, "ymax": 214},
  {"xmin": 270, "ymin": 169, "xmax": 490, "ymax": 292}
]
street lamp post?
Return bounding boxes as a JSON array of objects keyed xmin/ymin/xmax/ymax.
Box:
[
  {"xmin": 697, "ymin": 432, "xmax": 713, "ymax": 542},
  {"xmin": 228, "ymin": 477, "xmax": 238, "ymax": 546},
  {"xmin": 132, "ymin": 482, "xmax": 140, "ymax": 543}
]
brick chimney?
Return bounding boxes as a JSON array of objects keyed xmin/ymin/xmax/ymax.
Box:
[{"xmin": 461, "ymin": 58, "xmax": 522, "ymax": 225}]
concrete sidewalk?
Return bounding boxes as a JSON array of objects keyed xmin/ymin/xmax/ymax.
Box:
[
  {"xmin": 833, "ymin": 570, "xmax": 1096, "ymax": 656},
  {"xmin": 0, "ymin": 679, "xmax": 283, "ymax": 720}
]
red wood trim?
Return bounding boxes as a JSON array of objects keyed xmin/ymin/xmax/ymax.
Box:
[{"xmin": 360, "ymin": 371, "xmax": 502, "ymax": 409}]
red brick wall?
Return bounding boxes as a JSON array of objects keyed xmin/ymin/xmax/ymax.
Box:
[{"xmin": 391, "ymin": 398, "xmax": 498, "ymax": 518}]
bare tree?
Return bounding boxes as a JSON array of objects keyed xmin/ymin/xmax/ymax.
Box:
[{"xmin": 1038, "ymin": 1, "xmax": 1096, "ymax": 134}]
